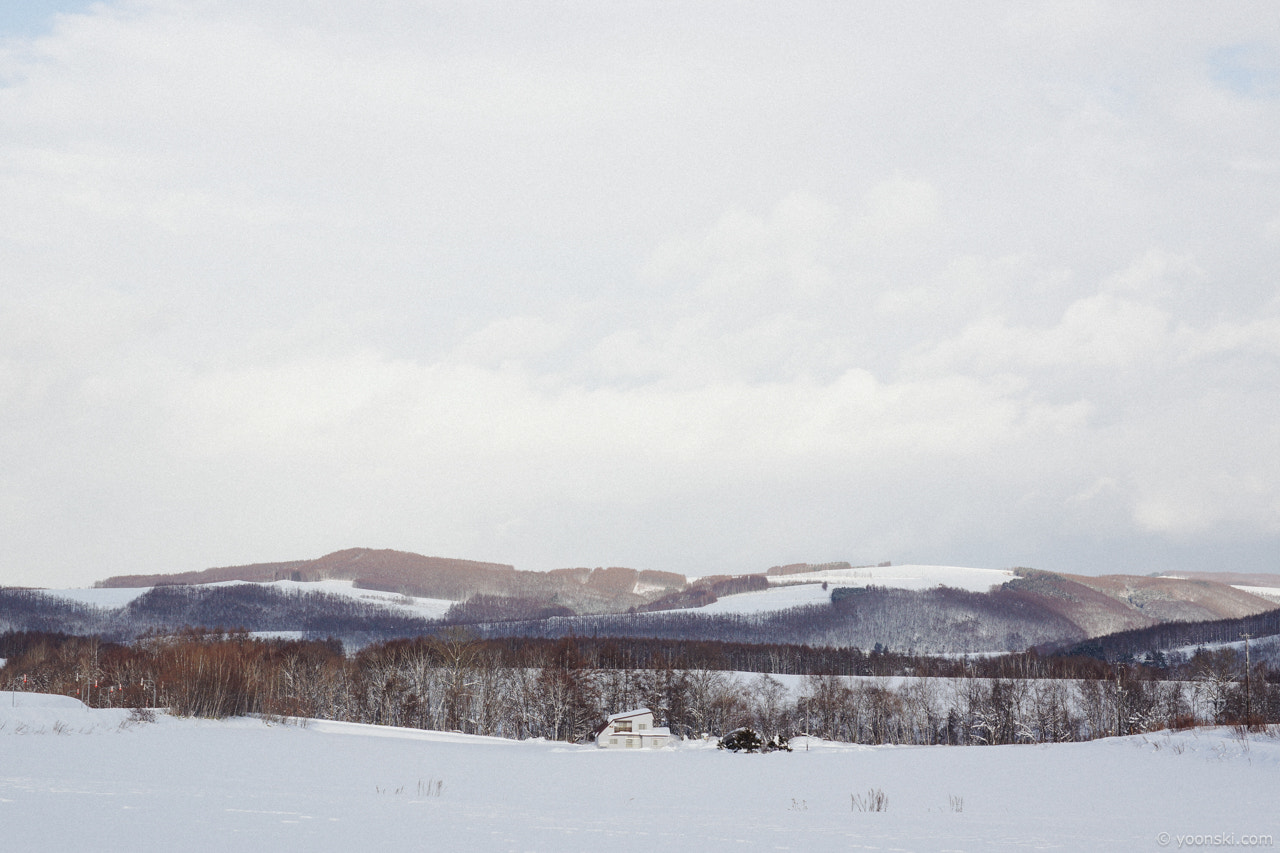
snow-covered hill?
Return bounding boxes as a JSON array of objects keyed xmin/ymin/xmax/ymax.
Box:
[
  {"xmin": 21, "ymin": 563, "xmax": 1279, "ymax": 653},
  {"xmin": 694, "ymin": 564, "xmax": 1015, "ymax": 616},
  {"xmin": 2, "ymin": 692, "xmax": 1275, "ymax": 852},
  {"xmin": 692, "ymin": 583, "xmax": 836, "ymax": 614},
  {"xmin": 41, "ymin": 567, "xmax": 1009, "ymax": 621},
  {"xmin": 41, "ymin": 579, "xmax": 456, "ymax": 621},
  {"xmin": 1233, "ymin": 584, "xmax": 1280, "ymax": 604},
  {"xmin": 766, "ymin": 564, "xmax": 1016, "ymax": 593}
]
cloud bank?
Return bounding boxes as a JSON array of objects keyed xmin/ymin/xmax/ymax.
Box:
[{"xmin": 2, "ymin": 2, "xmax": 1278, "ymax": 586}]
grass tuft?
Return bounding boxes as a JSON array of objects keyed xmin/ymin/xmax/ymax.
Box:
[{"xmin": 851, "ymin": 788, "xmax": 888, "ymax": 812}]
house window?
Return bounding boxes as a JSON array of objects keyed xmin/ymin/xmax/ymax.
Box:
[
  {"xmin": 638, "ymin": 722, "xmax": 647, "ymax": 730},
  {"xmin": 626, "ymin": 738, "xmax": 636, "ymax": 748},
  {"xmin": 614, "ymin": 720, "xmax": 632, "ymax": 732},
  {"xmin": 609, "ymin": 738, "xmax": 618, "ymax": 745}
]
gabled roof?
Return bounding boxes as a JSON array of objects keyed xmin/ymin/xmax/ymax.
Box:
[
  {"xmin": 605, "ymin": 707, "xmax": 652, "ymax": 722},
  {"xmin": 594, "ymin": 708, "xmax": 657, "ymax": 739}
]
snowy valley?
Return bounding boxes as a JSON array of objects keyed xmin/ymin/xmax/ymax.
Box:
[{"xmin": 2, "ymin": 691, "xmax": 1276, "ymax": 852}]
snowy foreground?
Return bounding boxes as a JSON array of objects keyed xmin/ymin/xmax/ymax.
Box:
[{"xmin": 2, "ymin": 693, "xmax": 1276, "ymax": 852}]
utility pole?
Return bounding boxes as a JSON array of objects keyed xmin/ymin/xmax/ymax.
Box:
[{"xmin": 1242, "ymin": 633, "xmax": 1252, "ymax": 728}]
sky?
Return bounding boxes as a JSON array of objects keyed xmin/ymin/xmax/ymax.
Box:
[{"xmin": 2, "ymin": 2, "xmax": 1279, "ymax": 588}]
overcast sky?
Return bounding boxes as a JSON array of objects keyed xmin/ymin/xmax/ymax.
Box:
[{"xmin": 3, "ymin": 2, "xmax": 1279, "ymax": 588}]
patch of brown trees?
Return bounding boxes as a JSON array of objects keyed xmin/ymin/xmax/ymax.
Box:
[{"xmin": 3, "ymin": 630, "xmax": 1276, "ymax": 744}]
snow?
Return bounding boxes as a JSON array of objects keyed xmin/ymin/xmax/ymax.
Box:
[
  {"xmin": 37, "ymin": 587, "xmax": 155, "ymax": 608},
  {"xmin": 247, "ymin": 631, "xmax": 307, "ymax": 642},
  {"xmin": 37, "ymin": 580, "xmax": 456, "ymax": 620},
  {"xmin": 40, "ymin": 567, "xmax": 1016, "ymax": 621},
  {"xmin": 3, "ymin": 691, "xmax": 1276, "ymax": 851},
  {"xmin": 1233, "ymin": 584, "xmax": 1280, "ymax": 604},
  {"xmin": 692, "ymin": 564, "xmax": 1016, "ymax": 615},
  {"xmin": 38, "ymin": 570, "xmax": 1016, "ymax": 622},
  {"xmin": 694, "ymin": 583, "xmax": 834, "ymax": 614},
  {"xmin": 633, "ymin": 579, "xmax": 676, "ymax": 595},
  {"xmin": 1167, "ymin": 633, "xmax": 1280, "ymax": 660},
  {"xmin": 765, "ymin": 563, "xmax": 1015, "ymax": 593},
  {"xmin": 0, "ymin": 691, "xmax": 133, "ymax": 734},
  {"xmin": 210, "ymin": 579, "xmax": 456, "ymax": 620}
]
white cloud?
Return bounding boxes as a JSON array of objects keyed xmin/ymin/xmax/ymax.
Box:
[
  {"xmin": 2, "ymin": 1, "xmax": 1280, "ymax": 585},
  {"xmin": 904, "ymin": 290, "xmax": 1173, "ymax": 377},
  {"xmin": 453, "ymin": 315, "xmax": 572, "ymax": 368},
  {"xmin": 856, "ymin": 177, "xmax": 940, "ymax": 240}
]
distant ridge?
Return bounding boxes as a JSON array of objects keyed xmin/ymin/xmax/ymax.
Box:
[
  {"xmin": 1007, "ymin": 569, "xmax": 1277, "ymax": 636},
  {"xmin": 1159, "ymin": 570, "xmax": 1280, "ymax": 588},
  {"xmin": 97, "ymin": 547, "xmax": 688, "ymax": 614},
  {"xmin": 73, "ymin": 551, "xmax": 1280, "ymax": 650},
  {"xmin": 97, "ymin": 548, "xmax": 514, "ymax": 591}
]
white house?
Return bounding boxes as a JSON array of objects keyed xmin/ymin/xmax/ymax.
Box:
[{"xmin": 593, "ymin": 708, "xmax": 671, "ymax": 749}]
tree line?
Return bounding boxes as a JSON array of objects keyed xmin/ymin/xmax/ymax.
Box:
[
  {"xmin": 2, "ymin": 629, "xmax": 1276, "ymax": 745},
  {"xmin": 1053, "ymin": 608, "xmax": 1280, "ymax": 662}
]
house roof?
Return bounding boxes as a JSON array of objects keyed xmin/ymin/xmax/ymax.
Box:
[
  {"xmin": 605, "ymin": 708, "xmax": 652, "ymax": 722},
  {"xmin": 593, "ymin": 708, "xmax": 659, "ymax": 739}
]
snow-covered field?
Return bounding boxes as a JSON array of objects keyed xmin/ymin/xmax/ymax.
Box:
[
  {"xmin": 694, "ymin": 582, "xmax": 836, "ymax": 614},
  {"xmin": 41, "ymin": 585, "xmax": 157, "ymax": 608},
  {"xmin": 1233, "ymin": 584, "xmax": 1280, "ymax": 604},
  {"xmin": 764, "ymin": 564, "xmax": 1015, "ymax": 593},
  {"xmin": 3, "ymin": 692, "xmax": 1275, "ymax": 852},
  {"xmin": 38, "ymin": 568, "xmax": 1011, "ymax": 622},
  {"xmin": 693, "ymin": 564, "xmax": 1016, "ymax": 616},
  {"xmin": 39, "ymin": 579, "xmax": 457, "ymax": 621}
]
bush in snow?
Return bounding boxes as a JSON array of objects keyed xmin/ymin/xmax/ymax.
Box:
[{"xmin": 717, "ymin": 727, "xmax": 791, "ymax": 753}]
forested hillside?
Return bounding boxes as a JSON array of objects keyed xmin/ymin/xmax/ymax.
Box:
[
  {"xmin": 3, "ymin": 629, "xmax": 1277, "ymax": 745},
  {"xmin": 96, "ymin": 548, "xmax": 687, "ymax": 614},
  {"xmin": 7, "ymin": 557, "xmax": 1280, "ymax": 655}
]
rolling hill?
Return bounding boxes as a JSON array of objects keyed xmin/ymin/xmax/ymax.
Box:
[
  {"xmin": 97, "ymin": 548, "xmax": 687, "ymax": 615},
  {"xmin": 7, "ymin": 550, "xmax": 1277, "ymax": 654}
]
